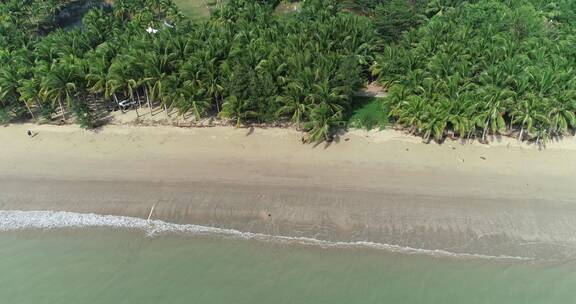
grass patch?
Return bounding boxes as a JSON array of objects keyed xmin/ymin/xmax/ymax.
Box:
[
  {"xmin": 174, "ymin": 1, "xmax": 307, "ymax": 24},
  {"xmin": 347, "ymin": 97, "xmax": 389, "ymax": 130},
  {"xmin": 173, "ymin": 0, "xmax": 219, "ymax": 20},
  {"xmin": 273, "ymin": 1, "xmax": 301, "ymax": 15}
]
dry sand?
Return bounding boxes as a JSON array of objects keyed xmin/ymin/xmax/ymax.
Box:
[{"xmin": 1, "ymin": 123, "xmax": 576, "ymax": 259}]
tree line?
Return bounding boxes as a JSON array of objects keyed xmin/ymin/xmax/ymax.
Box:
[
  {"xmin": 3, "ymin": 0, "xmax": 576, "ymax": 144},
  {"xmin": 373, "ymin": 0, "xmax": 576, "ymax": 143},
  {"xmin": 0, "ymin": 0, "xmax": 376, "ymax": 141}
]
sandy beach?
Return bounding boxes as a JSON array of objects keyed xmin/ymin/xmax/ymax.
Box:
[{"xmin": 1, "ymin": 123, "xmax": 576, "ymax": 259}]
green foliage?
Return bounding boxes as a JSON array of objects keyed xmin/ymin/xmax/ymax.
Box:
[
  {"xmin": 72, "ymin": 101, "xmax": 95, "ymax": 129},
  {"xmin": 39, "ymin": 102, "xmax": 57, "ymax": 120},
  {"xmin": 347, "ymin": 97, "xmax": 389, "ymax": 130},
  {"xmin": 375, "ymin": 0, "xmax": 576, "ymax": 143},
  {"xmin": 0, "ymin": 109, "xmax": 9, "ymax": 124},
  {"xmin": 8, "ymin": 0, "xmax": 576, "ymax": 146},
  {"xmin": 0, "ymin": 0, "xmax": 375, "ymax": 141},
  {"xmin": 373, "ymin": 0, "xmax": 426, "ymax": 42}
]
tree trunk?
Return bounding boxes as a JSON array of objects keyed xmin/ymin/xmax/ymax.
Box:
[
  {"xmin": 114, "ymin": 93, "xmax": 123, "ymax": 113},
  {"xmin": 131, "ymin": 94, "xmax": 139, "ymax": 118},
  {"xmin": 482, "ymin": 120, "xmax": 489, "ymax": 142},
  {"xmin": 193, "ymin": 102, "xmax": 200, "ymax": 121},
  {"xmin": 160, "ymin": 95, "xmax": 170, "ymax": 119},
  {"xmin": 58, "ymin": 98, "xmax": 66, "ymax": 121},
  {"xmin": 144, "ymin": 87, "xmax": 153, "ymax": 116},
  {"xmin": 509, "ymin": 115, "xmax": 515, "ymax": 132},
  {"xmin": 113, "ymin": 93, "xmax": 120, "ymax": 105},
  {"xmin": 136, "ymin": 89, "xmax": 142, "ymax": 108},
  {"xmin": 23, "ymin": 101, "xmax": 36, "ymax": 121},
  {"xmin": 518, "ymin": 117, "xmax": 527, "ymax": 140},
  {"xmin": 215, "ymin": 95, "xmax": 220, "ymax": 113}
]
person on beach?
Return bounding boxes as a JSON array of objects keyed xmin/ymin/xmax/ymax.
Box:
[{"xmin": 27, "ymin": 130, "xmax": 32, "ymax": 137}]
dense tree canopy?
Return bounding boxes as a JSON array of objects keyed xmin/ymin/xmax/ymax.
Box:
[
  {"xmin": 0, "ymin": 0, "xmax": 375, "ymax": 141},
  {"xmin": 3, "ymin": 0, "xmax": 576, "ymax": 144},
  {"xmin": 374, "ymin": 0, "xmax": 576, "ymax": 143}
]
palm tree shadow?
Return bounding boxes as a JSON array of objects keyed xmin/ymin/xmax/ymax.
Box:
[
  {"xmin": 310, "ymin": 133, "xmax": 341, "ymax": 149},
  {"xmin": 245, "ymin": 126, "xmax": 254, "ymax": 136},
  {"xmin": 91, "ymin": 99, "xmax": 114, "ymax": 131},
  {"xmin": 181, "ymin": 112, "xmax": 194, "ymax": 120},
  {"xmin": 323, "ymin": 134, "xmax": 341, "ymax": 149}
]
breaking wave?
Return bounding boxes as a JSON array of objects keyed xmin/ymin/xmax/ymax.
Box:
[{"xmin": 0, "ymin": 210, "xmax": 531, "ymax": 261}]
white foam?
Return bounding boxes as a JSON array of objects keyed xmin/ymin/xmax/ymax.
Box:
[{"xmin": 0, "ymin": 210, "xmax": 531, "ymax": 260}]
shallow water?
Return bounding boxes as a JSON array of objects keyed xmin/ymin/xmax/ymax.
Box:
[{"xmin": 1, "ymin": 227, "xmax": 575, "ymax": 303}]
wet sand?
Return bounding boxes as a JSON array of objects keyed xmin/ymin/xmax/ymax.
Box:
[{"xmin": 1, "ymin": 124, "xmax": 576, "ymax": 259}]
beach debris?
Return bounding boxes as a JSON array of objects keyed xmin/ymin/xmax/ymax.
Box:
[
  {"xmin": 480, "ymin": 156, "xmax": 486, "ymax": 160},
  {"xmin": 405, "ymin": 148, "xmax": 409, "ymax": 151},
  {"xmin": 27, "ymin": 130, "xmax": 32, "ymax": 137},
  {"xmin": 345, "ymin": 138, "xmax": 350, "ymax": 142},
  {"xmin": 147, "ymin": 204, "xmax": 156, "ymax": 220}
]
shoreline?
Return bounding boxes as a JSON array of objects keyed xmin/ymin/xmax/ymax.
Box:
[
  {"xmin": 1, "ymin": 123, "xmax": 576, "ymax": 260},
  {"xmin": 0, "ymin": 210, "xmax": 534, "ymax": 261}
]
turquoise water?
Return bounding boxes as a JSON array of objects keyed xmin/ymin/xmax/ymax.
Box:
[{"xmin": 1, "ymin": 228, "xmax": 575, "ymax": 304}]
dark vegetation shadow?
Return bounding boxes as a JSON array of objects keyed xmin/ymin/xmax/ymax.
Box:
[
  {"xmin": 91, "ymin": 99, "xmax": 114, "ymax": 131},
  {"xmin": 246, "ymin": 126, "xmax": 254, "ymax": 136}
]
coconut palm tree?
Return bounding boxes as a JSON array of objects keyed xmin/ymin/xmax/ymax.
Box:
[
  {"xmin": 475, "ymin": 86, "xmax": 514, "ymax": 141},
  {"xmin": 511, "ymin": 94, "xmax": 548, "ymax": 140},
  {"xmin": 86, "ymin": 56, "xmax": 109, "ymax": 101},
  {"xmin": 165, "ymin": 75, "xmax": 210, "ymax": 121},
  {"xmin": 17, "ymin": 78, "xmax": 40, "ymax": 121},
  {"xmin": 0, "ymin": 65, "xmax": 35, "ymax": 119},
  {"xmin": 276, "ymin": 82, "xmax": 309, "ymax": 128},
  {"xmin": 220, "ymin": 95, "xmax": 258, "ymax": 127},
  {"xmin": 41, "ymin": 61, "xmax": 81, "ymax": 121}
]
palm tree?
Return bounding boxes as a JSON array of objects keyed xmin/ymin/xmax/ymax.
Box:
[
  {"xmin": 276, "ymin": 82, "xmax": 309, "ymax": 128},
  {"xmin": 420, "ymin": 103, "xmax": 449, "ymax": 142},
  {"xmin": 547, "ymin": 97, "xmax": 576, "ymax": 137},
  {"xmin": 511, "ymin": 94, "xmax": 548, "ymax": 140},
  {"xmin": 475, "ymin": 87, "xmax": 513, "ymax": 141},
  {"xmin": 304, "ymin": 101, "xmax": 343, "ymax": 142},
  {"xmin": 220, "ymin": 95, "xmax": 258, "ymax": 127},
  {"xmin": 17, "ymin": 78, "xmax": 40, "ymax": 121},
  {"xmin": 203, "ymin": 59, "xmax": 224, "ymax": 113},
  {"xmin": 41, "ymin": 61, "xmax": 81, "ymax": 121},
  {"xmin": 0, "ymin": 65, "xmax": 37, "ymax": 120},
  {"xmin": 392, "ymin": 95, "xmax": 426, "ymax": 134},
  {"xmin": 165, "ymin": 76, "xmax": 209, "ymax": 121},
  {"xmin": 86, "ymin": 55, "xmax": 109, "ymax": 104},
  {"xmin": 139, "ymin": 47, "xmax": 175, "ymax": 118}
]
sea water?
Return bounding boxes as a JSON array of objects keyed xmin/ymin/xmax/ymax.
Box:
[{"xmin": 0, "ymin": 211, "xmax": 575, "ymax": 304}]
